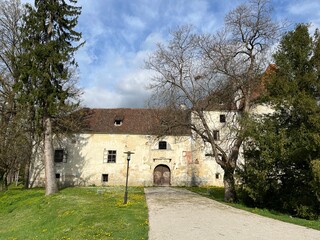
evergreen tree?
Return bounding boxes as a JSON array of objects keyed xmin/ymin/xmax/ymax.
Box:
[
  {"xmin": 239, "ymin": 24, "xmax": 320, "ymax": 219},
  {"xmin": 16, "ymin": 0, "xmax": 83, "ymax": 195}
]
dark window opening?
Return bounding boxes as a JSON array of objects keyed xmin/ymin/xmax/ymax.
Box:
[
  {"xmin": 54, "ymin": 149, "xmax": 64, "ymax": 163},
  {"xmin": 215, "ymin": 173, "xmax": 220, "ymax": 179},
  {"xmin": 56, "ymin": 173, "xmax": 61, "ymax": 179},
  {"xmin": 114, "ymin": 115, "xmax": 124, "ymax": 126},
  {"xmin": 213, "ymin": 130, "xmax": 220, "ymax": 141},
  {"xmin": 114, "ymin": 119, "xmax": 123, "ymax": 126},
  {"xmin": 107, "ymin": 150, "xmax": 116, "ymax": 163},
  {"xmin": 159, "ymin": 141, "xmax": 167, "ymax": 149},
  {"xmin": 102, "ymin": 174, "xmax": 109, "ymax": 182},
  {"xmin": 220, "ymin": 114, "xmax": 226, "ymax": 123}
]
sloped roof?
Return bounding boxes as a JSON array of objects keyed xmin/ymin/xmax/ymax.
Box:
[
  {"xmin": 81, "ymin": 108, "xmax": 190, "ymax": 136},
  {"xmin": 200, "ymin": 64, "xmax": 277, "ymax": 111},
  {"xmin": 251, "ymin": 64, "xmax": 277, "ymax": 100}
]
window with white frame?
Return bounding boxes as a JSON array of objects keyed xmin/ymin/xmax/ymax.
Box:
[{"xmin": 103, "ymin": 149, "xmax": 117, "ymax": 163}]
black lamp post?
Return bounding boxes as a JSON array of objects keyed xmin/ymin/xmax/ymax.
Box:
[{"xmin": 123, "ymin": 151, "xmax": 134, "ymax": 204}]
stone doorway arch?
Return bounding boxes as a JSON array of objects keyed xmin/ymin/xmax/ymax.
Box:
[{"xmin": 153, "ymin": 165, "xmax": 171, "ymax": 186}]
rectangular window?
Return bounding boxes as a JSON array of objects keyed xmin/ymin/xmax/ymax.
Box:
[
  {"xmin": 54, "ymin": 149, "xmax": 64, "ymax": 163},
  {"xmin": 158, "ymin": 141, "xmax": 167, "ymax": 149},
  {"xmin": 213, "ymin": 130, "xmax": 220, "ymax": 141},
  {"xmin": 102, "ymin": 174, "xmax": 109, "ymax": 182},
  {"xmin": 104, "ymin": 150, "xmax": 117, "ymax": 163},
  {"xmin": 56, "ymin": 173, "xmax": 61, "ymax": 179},
  {"xmin": 220, "ymin": 114, "xmax": 226, "ymax": 123}
]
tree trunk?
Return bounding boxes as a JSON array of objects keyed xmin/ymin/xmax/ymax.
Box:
[
  {"xmin": 44, "ymin": 116, "xmax": 58, "ymax": 195},
  {"xmin": 0, "ymin": 172, "xmax": 4, "ymax": 191},
  {"xmin": 223, "ymin": 168, "xmax": 236, "ymax": 202},
  {"xmin": 3, "ymin": 172, "xmax": 8, "ymax": 191},
  {"xmin": 24, "ymin": 159, "xmax": 30, "ymax": 189}
]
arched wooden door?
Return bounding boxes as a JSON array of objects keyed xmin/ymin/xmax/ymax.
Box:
[{"xmin": 154, "ymin": 165, "xmax": 171, "ymax": 186}]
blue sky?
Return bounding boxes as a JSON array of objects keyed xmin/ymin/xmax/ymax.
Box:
[{"xmin": 20, "ymin": 0, "xmax": 320, "ymax": 108}]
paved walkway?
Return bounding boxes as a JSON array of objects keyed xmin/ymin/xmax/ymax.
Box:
[{"xmin": 144, "ymin": 187, "xmax": 320, "ymax": 240}]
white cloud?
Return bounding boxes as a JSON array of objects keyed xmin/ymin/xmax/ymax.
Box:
[
  {"xmin": 287, "ymin": 1, "xmax": 320, "ymax": 16},
  {"xmin": 82, "ymin": 68, "xmax": 152, "ymax": 108},
  {"xmin": 123, "ymin": 15, "xmax": 146, "ymax": 30},
  {"xmin": 142, "ymin": 32, "xmax": 165, "ymax": 50},
  {"xmin": 19, "ymin": 0, "xmax": 320, "ymax": 109},
  {"xmin": 276, "ymin": 0, "xmax": 319, "ymax": 32},
  {"xmin": 20, "ymin": 0, "xmax": 33, "ymax": 5},
  {"xmin": 82, "ymin": 87, "xmax": 122, "ymax": 108},
  {"xmin": 76, "ymin": 44, "xmax": 97, "ymax": 66}
]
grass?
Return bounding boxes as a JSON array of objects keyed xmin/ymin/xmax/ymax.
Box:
[
  {"xmin": 185, "ymin": 186, "xmax": 320, "ymax": 231},
  {"xmin": 2, "ymin": 185, "xmax": 319, "ymax": 239},
  {"xmin": 0, "ymin": 186, "xmax": 148, "ymax": 240}
]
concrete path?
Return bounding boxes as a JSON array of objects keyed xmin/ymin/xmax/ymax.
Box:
[{"xmin": 144, "ymin": 187, "xmax": 320, "ymax": 240}]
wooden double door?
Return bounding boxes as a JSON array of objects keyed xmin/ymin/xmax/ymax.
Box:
[{"xmin": 153, "ymin": 165, "xmax": 171, "ymax": 186}]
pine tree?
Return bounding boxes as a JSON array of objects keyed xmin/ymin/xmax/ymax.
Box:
[{"xmin": 16, "ymin": 0, "xmax": 83, "ymax": 195}]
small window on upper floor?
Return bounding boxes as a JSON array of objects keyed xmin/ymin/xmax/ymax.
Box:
[
  {"xmin": 114, "ymin": 115, "xmax": 123, "ymax": 126},
  {"xmin": 213, "ymin": 130, "xmax": 220, "ymax": 141},
  {"xmin": 158, "ymin": 141, "xmax": 167, "ymax": 150},
  {"xmin": 220, "ymin": 114, "xmax": 226, "ymax": 123},
  {"xmin": 54, "ymin": 149, "xmax": 66, "ymax": 163},
  {"xmin": 114, "ymin": 119, "xmax": 123, "ymax": 126}
]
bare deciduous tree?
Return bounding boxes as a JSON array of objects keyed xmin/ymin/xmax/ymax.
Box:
[
  {"xmin": 0, "ymin": 0, "xmax": 33, "ymax": 190},
  {"xmin": 146, "ymin": 0, "xmax": 281, "ymax": 202}
]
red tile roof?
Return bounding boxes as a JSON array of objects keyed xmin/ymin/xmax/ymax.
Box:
[{"xmin": 81, "ymin": 108, "xmax": 190, "ymax": 136}]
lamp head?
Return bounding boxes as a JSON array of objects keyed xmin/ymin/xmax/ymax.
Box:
[{"xmin": 124, "ymin": 151, "xmax": 134, "ymax": 161}]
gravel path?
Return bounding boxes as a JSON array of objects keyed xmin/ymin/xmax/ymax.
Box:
[{"xmin": 145, "ymin": 187, "xmax": 320, "ymax": 240}]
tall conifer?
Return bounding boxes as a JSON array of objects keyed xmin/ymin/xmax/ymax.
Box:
[
  {"xmin": 239, "ymin": 24, "xmax": 320, "ymax": 219},
  {"xmin": 16, "ymin": 0, "xmax": 83, "ymax": 195}
]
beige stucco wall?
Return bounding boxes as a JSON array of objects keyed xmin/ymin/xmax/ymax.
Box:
[
  {"xmin": 30, "ymin": 106, "xmax": 275, "ymax": 188},
  {"xmin": 30, "ymin": 133, "xmax": 220, "ymax": 187},
  {"xmin": 251, "ymin": 103, "xmax": 274, "ymax": 115},
  {"xmin": 190, "ymin": 104, "xmax": 273, "ymax": 187},
  {"xmin": 191, "ymin": 110, "xmax": 244, "ymax": 187}
]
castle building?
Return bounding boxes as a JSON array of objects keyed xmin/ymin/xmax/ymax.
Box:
[{"xmin": 30, "ymin": 107, "xmax": 242, "ymax": 187}]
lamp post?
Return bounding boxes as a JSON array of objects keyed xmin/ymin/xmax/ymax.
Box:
[{"xmin": 123, "ymin": 151, "xmax": 134, "ymax": 204}]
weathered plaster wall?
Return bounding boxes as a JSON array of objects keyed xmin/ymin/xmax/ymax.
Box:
[
  {"xmin": 30, "ymin": 133, "xmax": 220, "ymax": 187},
  {"xmin": 191, "ymin": 110, "xmax": 244, "ymax": 187}
]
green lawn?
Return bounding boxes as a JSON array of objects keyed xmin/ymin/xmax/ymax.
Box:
[
  {"xmin": 3, "ymin": 185, "xmax": 319, "ymax": 239},
  {"xmin": 0, "ymin": 187, "xmax": 148, "ymax": 240},
  {"xmin": 185, "ymin": 186, "xmax": 320, "ymax": 231}
]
